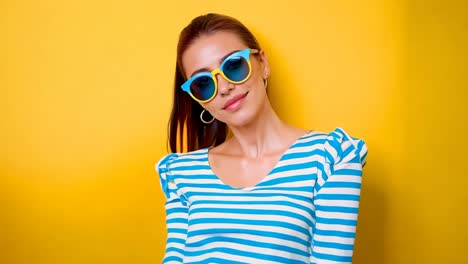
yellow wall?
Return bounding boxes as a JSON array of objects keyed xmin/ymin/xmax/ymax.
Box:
[{"xmin": 1, "ymin": 0, "xmax": 466, "ymax": 263}]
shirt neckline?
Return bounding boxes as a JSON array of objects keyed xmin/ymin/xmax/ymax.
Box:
[{"xmin": 205, "ymin": 130, "xmax": 314, "ymax": 191}]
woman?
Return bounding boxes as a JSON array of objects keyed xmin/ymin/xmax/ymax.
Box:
[{"xmin": 155, "ymin": 13, "xmax": 368, "ymax": 264}]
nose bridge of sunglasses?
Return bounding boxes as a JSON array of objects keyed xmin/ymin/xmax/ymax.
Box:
[
  {"xmin": 211, "ymin": 68, "xmax": 230, "ymax": 83},
  {"xmin": 211, "ymin": 68, "xmax": 223, "ymax": 78}
]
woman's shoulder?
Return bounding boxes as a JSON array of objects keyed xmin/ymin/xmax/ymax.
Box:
[
  {"xmin": 321, "ymin": 127, "xmax": 368, "ymax": 167},
  {"xmin": 155, "ymin": 148, "xmax": 208, "ymax": 175},
  {"xmin": 296, "ymin": 127, "xmax": 367, "ymax": 166},
  {"xmin": 154, "ymin": 149, "xmax": 207, "ymax": 201}
]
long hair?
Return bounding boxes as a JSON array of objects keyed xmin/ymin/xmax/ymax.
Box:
[{"xmin": 168, "ymin": 13, "xmax": 262, "ymax": 153}]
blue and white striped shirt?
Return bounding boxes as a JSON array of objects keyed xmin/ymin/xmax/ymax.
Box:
[{"xmin": 155, "ymin": 127, "xmax": 368, "ymax": 264}]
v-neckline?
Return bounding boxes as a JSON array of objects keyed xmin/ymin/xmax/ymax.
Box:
[{"xmin": 206, "ymin": 130, "xmax": 314, "ymax": 191}]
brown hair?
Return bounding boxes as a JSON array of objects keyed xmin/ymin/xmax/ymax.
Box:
[{"xmin": 168, "ymin": 13, "xmax": 262, "ymax": 153}]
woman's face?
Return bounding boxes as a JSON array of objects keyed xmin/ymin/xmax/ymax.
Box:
[{"xmin": 181, "ymin": 31, "xmax": 270, "ymax": 128}]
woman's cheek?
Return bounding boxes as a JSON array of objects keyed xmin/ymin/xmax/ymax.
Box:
[{"xmin": 202, "ymin": 103, "xmax": 223, "ymax": 121}]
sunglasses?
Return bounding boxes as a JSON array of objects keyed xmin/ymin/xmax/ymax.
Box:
[{"xmin": 181, "ymin": 48, "xmax": 259, "ymax": 103}]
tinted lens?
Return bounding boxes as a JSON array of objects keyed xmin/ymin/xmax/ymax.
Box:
[
  {"xmin": 222, "ymin": 56, "xmax": 250, "ymax": 82},
  {"xmin": 190, "ymin": 75, "xmax": 215, "ymax": 101}
]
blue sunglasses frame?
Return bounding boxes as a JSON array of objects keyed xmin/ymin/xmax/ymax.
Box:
[{"xmin": 181, "ymin": 48, "xmax": 259, "ymax": 103}]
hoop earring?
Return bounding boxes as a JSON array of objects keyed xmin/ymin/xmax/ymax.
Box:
[
  {"xmin": 264, "ymin": 78, "xmax": 268, "ymax": 88},
  {"xmin": 200, "ymin": 109, "xmax": 215, "ymax": 124}
]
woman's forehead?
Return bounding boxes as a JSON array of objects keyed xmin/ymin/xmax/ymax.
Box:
[{"xmin": 182, "ymin": 32, "xmax": 247, "ymax": 76}]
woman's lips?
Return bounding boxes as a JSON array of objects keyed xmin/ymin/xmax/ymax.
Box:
[{"xmin": 223, "ymin": 92, "xmax": 248, "ymax": 111}]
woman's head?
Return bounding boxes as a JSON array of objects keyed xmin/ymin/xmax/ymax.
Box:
[{"xmin": 168, "ymin": 13, "xmax": 270, "ymax": 152}]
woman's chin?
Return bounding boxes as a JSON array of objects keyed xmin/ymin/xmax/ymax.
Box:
[{"xmin": 222, "ymin": 113, "xmax": 258, "ymax": 128}]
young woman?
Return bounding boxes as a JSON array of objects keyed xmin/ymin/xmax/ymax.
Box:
[{"xmin": 155, "ymin": 13, "xmax": 368, "ymax": 264}]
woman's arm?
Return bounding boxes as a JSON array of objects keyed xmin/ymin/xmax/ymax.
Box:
[
  {"xmin": 310, "ymin": 128, "xmax": 368, "ymax": 264},
  {"xmin": 156, "ymin": 154, "xmax": 188, "ymax": 264}
]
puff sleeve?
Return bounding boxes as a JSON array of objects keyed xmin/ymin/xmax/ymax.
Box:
[
  {"xmin": 155, "ymin": 153, "xmax": 188, "ymax": 264},
  {"xmin": 310, "ymin": 128, "xmax": 368, "ymax": 264}
]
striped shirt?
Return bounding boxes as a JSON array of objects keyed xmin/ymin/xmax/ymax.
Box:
[{"xmin": 155, "ymin": 127, "xmax": 368, "ymax": 264}]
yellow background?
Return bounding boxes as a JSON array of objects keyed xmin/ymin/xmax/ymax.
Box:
[{"xmin": 1, "ymin": 0, "xmax": 467, "ymax": 263}]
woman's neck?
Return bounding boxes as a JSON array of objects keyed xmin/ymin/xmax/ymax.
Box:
[{"xmin": 227, "ymin": 100, "xmax": 300, "ymax": 159}]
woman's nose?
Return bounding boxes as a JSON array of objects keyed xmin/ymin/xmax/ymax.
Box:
[{"xmin": 216, "ymin": 74, "xmax": 234, "ymax": 96}]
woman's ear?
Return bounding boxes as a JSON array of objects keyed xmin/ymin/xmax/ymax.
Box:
[{"xmin": 258, "ymin": 50, "xmax": 270, "ymax": 79}]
